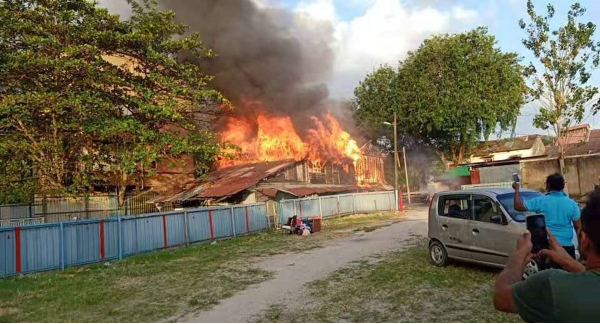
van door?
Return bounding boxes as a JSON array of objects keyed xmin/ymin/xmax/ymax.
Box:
[
  {"xmin": 436, "ymin": 194, "xmax": 473, "ymax": 260},
  {"xmin": 469, "ymin": 194, "xmax": 519, "ymax": 266}
]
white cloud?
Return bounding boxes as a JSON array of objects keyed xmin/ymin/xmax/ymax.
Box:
[
  {"xmin": 452, "ymin": 6, "xmax": 478, "ymax": 22},
  {"xmin": 293, "ymin": 0, "xmax": 480, "ymax": 97}
]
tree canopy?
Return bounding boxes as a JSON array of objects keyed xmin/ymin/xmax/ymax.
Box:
[
  {"xmin": 519, "ymin": 0, "xmax": 600, "ymax": 162},
  {"xmin": 0, "ymin": 0, "xmax": 227, "ymax": 203},
  {"xmin": 354, "ymin": 27, "xmax": 526, "ymax": 166}
]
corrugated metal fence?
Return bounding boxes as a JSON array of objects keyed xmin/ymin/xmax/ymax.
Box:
[
  {"xmin": 0, "ymin": 191, "xmax": 396, "ymax": 277},
  {"xmin": 0, "ymin": 203, "xmax": 268, "ymax": 277},
  {"xmin": 277, "ymin": 191, "xmax": 397, "ymax": 224}
]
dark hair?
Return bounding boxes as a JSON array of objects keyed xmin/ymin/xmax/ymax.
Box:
[
  {"xmin": 581, "ymin": 189, "xmax": 600, "ymax": 252},
  {"xmin": 546, "ymin": 173, "xmax": 565, "ymax": 192}
]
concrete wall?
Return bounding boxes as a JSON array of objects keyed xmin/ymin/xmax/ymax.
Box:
[
  {"xmin": 520, "ymin": 154, "xmax": 600, "ymax": 197},
  {"xmin": 479, "ymin": 164, "xmax": 520, "ymax": 184}
]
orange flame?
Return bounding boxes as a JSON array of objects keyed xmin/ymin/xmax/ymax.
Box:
[{"xmin": 218, "ymin": 107, "xmax": 363, "ymax": 168}]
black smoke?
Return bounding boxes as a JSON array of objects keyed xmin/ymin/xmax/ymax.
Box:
[{"xmin": 159, "ymin": 0, "xmax": 337, "ymax": 134}]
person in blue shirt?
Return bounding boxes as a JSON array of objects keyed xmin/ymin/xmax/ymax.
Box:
[{"xmin": 513, "ymin": 173, "xmax": 581, "ymax": 261}]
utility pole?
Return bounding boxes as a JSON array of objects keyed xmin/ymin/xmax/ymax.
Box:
[
  {"xmin": 403, "ymin": 146, "xmax": 411, "ymax": 204},
  {"xmin": 393, "ymin": 111, "xmax": 398, "ymax": 208}
]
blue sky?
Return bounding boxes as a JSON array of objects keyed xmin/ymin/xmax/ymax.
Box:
[{"xmin": 268, "ymin": 0, "xmax": 600, "ymax": 137}]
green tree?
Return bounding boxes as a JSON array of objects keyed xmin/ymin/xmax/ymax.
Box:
[
  {"xmin": 0, "ymin": 0, "xmax": 226, "ymax": 204},
  {"xmin": 519, "ymin": 0, "xmax": 600, "ymax": 172},
  {"xmin": 354, "ymin": 27, "xmax": 526, "ymax": 166}
]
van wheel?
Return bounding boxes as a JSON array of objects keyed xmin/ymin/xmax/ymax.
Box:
[
  {"xmin": 522, "ymin": 258, "xmax": 542, "ymax": 280},
  {"xmin": 429, "ymin": 241, "xmax": 449, "ymax": 266}
]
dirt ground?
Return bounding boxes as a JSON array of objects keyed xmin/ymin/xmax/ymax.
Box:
[{"xmin": 173, "ymin": 206, "xmax": 429, "ymax": 323}]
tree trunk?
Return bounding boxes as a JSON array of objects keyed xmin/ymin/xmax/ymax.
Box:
[{"xmin": 117, "ymin": 171, "xmax": 128, "ymax": 207}]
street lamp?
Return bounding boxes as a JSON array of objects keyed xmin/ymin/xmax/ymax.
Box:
[{"xmin": 383, "ymin": 111, "xmax": 410, "ymax": 205}]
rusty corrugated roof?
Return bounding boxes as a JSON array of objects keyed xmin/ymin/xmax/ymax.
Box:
[
  {"xmin": 257, "ymin": 185, "xmax": 359, "ymax": 198},
  {"xmin": 151, "ymin": 160, "xmax": 298, "ymax": 203}
]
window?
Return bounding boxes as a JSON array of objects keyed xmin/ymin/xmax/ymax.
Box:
[
  {"xmin": 497, "ymin": 192, "xmax": 543, "ymax": 222},
  {"xmin": 473, "ymin": 195, "xmax": 503, "ymax": 223},
  {"xmin": 438, "ymin": 195, "xmax": 471, "ymax": 219}
]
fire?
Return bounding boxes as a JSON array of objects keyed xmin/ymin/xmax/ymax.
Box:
[{"xmin": 218, "ymin": 107, "xmax": 362, "ymax": 168}]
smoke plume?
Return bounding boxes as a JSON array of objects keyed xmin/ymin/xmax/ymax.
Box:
[{"xmin": 159, "ymin": 0, "xmax": 337, "ymax": 134}]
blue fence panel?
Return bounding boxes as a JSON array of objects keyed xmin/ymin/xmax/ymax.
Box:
[
  {"xmin": 20, "ymin": 226, "xmax": 61, "ymax": 273},
  {"xmin": 278, "ymin": 201, "xmax": 296, "ymax": 224},
  {"xmin": 166, "ymin": 212, "xmax": 186, "ymax": 247},
  {"xmin": 188, "ymin": 210, "xmax": 211, "ymax": 242},
  {"xmin": 354, "ymin": 193, "xmax": 377, "ymax": 213},
  {"xmin": 339, "ymin": 195, "xmax": 354, "ymax": 214},
  {"xmin": 63, "ymin": 222, "xmax": 101, "ymax": 266},
  {"xmin": 0, "ymin": 229, "xmax": 15, "ymax": 276},
  {"xmin": 299, "ymin": 199, "xmax": 320, "ymax": 218},
  {"xmin": 212, "ymin": 209, "xmax": 233, "ymax": 239},
  {"xmin": 247, "ymin": 204, "xmax": 267, "ymax": 232},
  {"xmin": 320, "ymin": 197, "xmax": 339, "ymax": 217},
  {"xmin": 233, "ymin": 207, "xmax": 247, "ymax": 235},
  {"xmin": 104, "ymin": 219, "xmax": 119, "ymax": 259},
  {"xmin": 121, "ymin": 216, "xmax": 163, "ymax": 255}
]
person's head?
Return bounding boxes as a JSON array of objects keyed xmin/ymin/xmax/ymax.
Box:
[
  {"xmin": 545, "ymin": 173, "xmax": 565, "ymax": 192},
  {"xmin": 579, "ymin": 189, "xmax": 600, "ymax": 260}
]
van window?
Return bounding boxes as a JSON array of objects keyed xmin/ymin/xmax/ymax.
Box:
[
  {"xmin": 473, "ymin": 195, "xmax": 502, "ymax": 223},
  {"xmin": 438, "ymin": 195, "xmax": 471, "ymax": 219}
]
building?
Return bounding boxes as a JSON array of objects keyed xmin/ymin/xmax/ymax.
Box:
[
  {"xmin": 150, "ymin": 157, "xmax": 390, "ymax": 207},
  {"xmin": 469, "ymin": 135, "xmax": 546, "ymax": 163},
  {"xmin": 547, "ymin": 124, "xmax": 600, "ymax": 156}
]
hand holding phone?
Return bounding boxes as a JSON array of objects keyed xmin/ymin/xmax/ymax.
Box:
[
  {"xmin": 512, "ymin": 172, "xmax": 520, "ymax": 183},
  {"xmin": 526, "ymin": 214, "xmax": 549, "ymax": 253}
]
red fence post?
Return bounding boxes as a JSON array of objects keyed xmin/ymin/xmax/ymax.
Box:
[
  {"xmin": 15, "ymin": 227, "xmax": 21, "ymax": 273},
  {"xmin": 398, "ymin": 190, "xmax": 405, "ymax": 212},
  {"xmin": 244, "ymin": 206, "xmax": 250, "ymax": 233},
  {"xmin": 100, "ymin": 220, "xmax": 105, "ymax": 260},
  {"xmin": 208, "ymin": 210, "xmax": 214, "ymax": 240},
  {"xmin": 162, "ymin": 215, "xmax": 168, "ymax": 247}
]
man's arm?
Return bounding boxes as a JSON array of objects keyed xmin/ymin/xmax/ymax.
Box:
[
  {"xmin": 573, "ymin": 219, "xmax": 581, "ymax": 235},
  {"xmin": 494, "ymin": 231, "xmax": 532, "ymax": 313},
  {"xmin": 513, "ymin": 182, "xmax": 528, "ymax": 212}
]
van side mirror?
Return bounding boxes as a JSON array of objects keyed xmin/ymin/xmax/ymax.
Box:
[{"xmin": 490, "ymin": 215, "xmax": 503, "ymax": 224}]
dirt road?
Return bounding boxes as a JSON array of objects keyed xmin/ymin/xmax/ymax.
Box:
[{"xmin": 175, "ymin": 207, "xmax": 429, "ymax": 323}]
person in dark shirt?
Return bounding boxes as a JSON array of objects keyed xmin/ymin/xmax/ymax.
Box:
[{"xmin": 493, "ymin": 188, "xmax": 600, "ymax": 322}]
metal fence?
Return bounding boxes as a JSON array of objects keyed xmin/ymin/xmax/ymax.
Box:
[
  {"xmin": 277, "ymin": 191, "xmax": 397, "ymax": 225},
  {"xmin": 461, "ymin": 182, "xmax": 513, "ymax": 190},
  {"xmin": 0, "ymin": 203, "xmax": 268, "ymax": 277},
  {"xmin": 0, "ymin": 190, "xmax": 397, "ymax": 277},
  {"xmin": 0, "ymin": 192, "xmax": 172, "ymax": 227}
]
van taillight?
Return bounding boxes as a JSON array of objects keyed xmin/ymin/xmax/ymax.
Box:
[{"xmin": 429, "ymin": 196, "xmax": 434, "ymax": 211}]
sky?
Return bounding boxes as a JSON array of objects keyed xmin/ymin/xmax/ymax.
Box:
[{"xmin": 99, "ymin": 0, "xmax": 600, "ymax": 138}]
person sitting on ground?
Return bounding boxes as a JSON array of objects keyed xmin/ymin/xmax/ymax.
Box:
[
  {"xmin": 493, "ymin": 188, "xmax": 600, "ymax": 322},
  {"xmin": 513, "ymin": 173, "xmax": 580, "ymax": 261}
]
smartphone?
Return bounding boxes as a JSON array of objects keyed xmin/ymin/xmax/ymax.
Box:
[
  {"xmin": 526, "ymin": 214, "xmax": 549, "ymax": 253},
  {"xmin": 512, "ymin": 172, "xmax": 520, "ymax": 183}
]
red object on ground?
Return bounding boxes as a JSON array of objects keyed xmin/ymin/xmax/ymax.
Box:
[
  {"xmin": 162, "ymin": 215, "xmax": 168, "ymax": 247},
  {"xmin": 100, "ymin": 220, "xmax": 106, "ymax": 259},
  {"xmin": 209, "ymin": 210, "xmax": 214, "ymax": 239},
  {"xmin": 312, "ymin": 217, "xmax": 322, "ymax": 232},
  {"xmin": 398, "ymin": 190, "xmax": 405, "ymax": 212},
  {"xmin": 15, "ymin": 227, "xmax": 21, "ymax": 273},
  {"xmin": 245, "ymin": 206, "xmax": 250, "ymax": 233}
]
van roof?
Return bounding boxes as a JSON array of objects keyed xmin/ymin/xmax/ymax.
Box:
[{"xmin": 437, "ymin": 188, "xmax": 540, "ymax": 196}]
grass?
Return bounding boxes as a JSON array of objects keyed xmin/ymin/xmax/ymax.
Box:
[
  {"xmin": 0, "ymin": 211, "xmax": 404, "ymax": 322},
  {"xmin": 256, "ymin": 240, "xmax": 522, "ymax": 323}
]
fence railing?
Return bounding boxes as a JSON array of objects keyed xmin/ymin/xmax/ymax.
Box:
[
  {"xmin": 1, "ymin": 190, "xmax": 397, "ymax": 277},
  {"xmin": 0, "ymin": 192, "xmax": 173, "ymax": 226}
]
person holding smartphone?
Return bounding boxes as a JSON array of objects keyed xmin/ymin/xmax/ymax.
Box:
[
  {"xmin": 493, "ymin": 189, "xmax": 600, "ymax": 322},
  {"xmin": 513, "ymin": 173, "xmax": 581, "ymax": 262}
]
